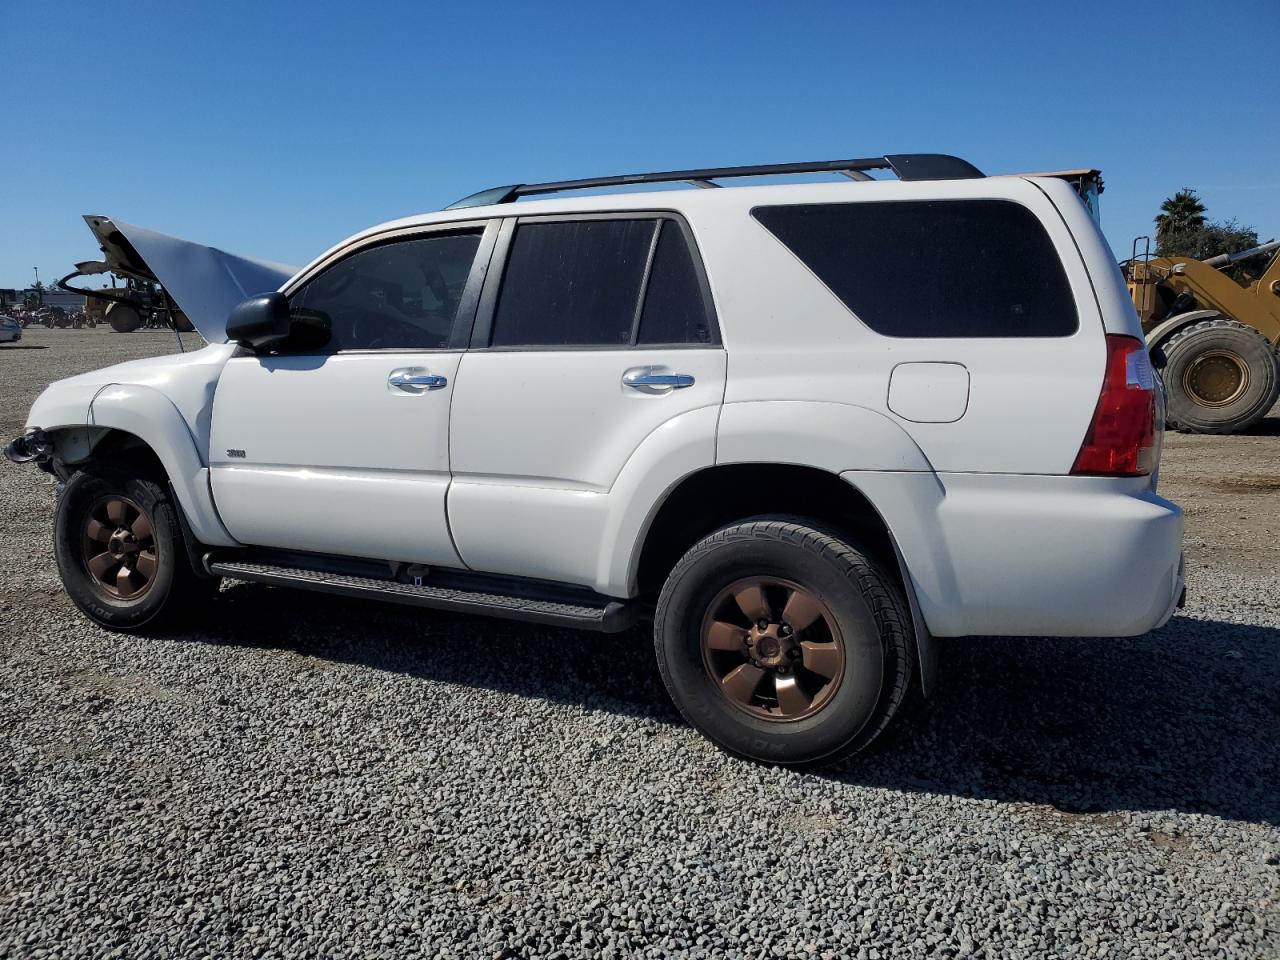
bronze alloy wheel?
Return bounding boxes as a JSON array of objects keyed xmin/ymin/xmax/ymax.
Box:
[
  {"xmin": 1183, "ymin": 349, "xmax": 1249, "ymax": 407},
  {"xmin": 700, "ymin": 577, "xmax": 845, "ymax": 722},
  {"xmin": 81, "ymin": 494, "xmax": 158, "ymax": 600}
]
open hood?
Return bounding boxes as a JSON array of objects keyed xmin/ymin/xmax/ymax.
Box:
[{"xmin": 79, "ymin": 215, "xmax": 299, "ymax": 342}]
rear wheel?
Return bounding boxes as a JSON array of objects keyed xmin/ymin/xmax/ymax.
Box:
[
  {"xmin": 54, "ymin": 466, "xmax": 213, "ymax": 630},
  {"xmin": 654, "ymin": 517, "xmax": 915, "ymax": 768},
  {"xmin": 1157, "ymin": 317, "xmax": 1280, "ymax": 434}
]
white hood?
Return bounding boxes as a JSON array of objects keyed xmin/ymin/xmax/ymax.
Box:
[{"xmin": 82, "ymin": 215, "xmax": 299, "ymax": 342}]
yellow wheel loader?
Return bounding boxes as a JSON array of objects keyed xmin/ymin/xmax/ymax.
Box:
[
  {"xmin": 1126, "ymin": 236, "xmax": 1280, "ymax": 433},
  {"xmin": 1041, "ymin": 170, "xmax": 1280, "ymax": 434}
]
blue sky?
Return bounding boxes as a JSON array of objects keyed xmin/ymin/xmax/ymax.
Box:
[{"xmin": 3, "ymin": 0, "xmax": 1277, "ymax": 288}]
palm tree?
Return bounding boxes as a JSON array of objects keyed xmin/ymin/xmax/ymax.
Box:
[{"xmin": 1155, "ymin": 188, "xmax": 1207, "ymax": 241}]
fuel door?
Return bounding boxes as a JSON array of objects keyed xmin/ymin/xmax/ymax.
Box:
[{"xmin": 887, "ymin": 362, "xmax": 970, "ymax": 423}]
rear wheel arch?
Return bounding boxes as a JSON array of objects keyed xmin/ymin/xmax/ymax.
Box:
[
  {"xmin": 634, "ymin": 463, "xmax": 900, "ymax": 598},
  {"xmin": 633, "ymin": 462, "xmax": 938, "ymax": 695}
]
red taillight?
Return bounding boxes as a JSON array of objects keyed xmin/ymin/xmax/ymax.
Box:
[{"xmin": 1071, "ymin": 334, "xmax": 1158, "ymax": 476}]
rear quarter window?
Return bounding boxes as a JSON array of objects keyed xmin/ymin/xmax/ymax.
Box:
[{"xmin": 752, "ymin": 199, "xmax": 1078, "ymax": 338}]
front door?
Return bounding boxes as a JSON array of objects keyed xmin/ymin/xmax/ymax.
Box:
[{"xmin": 209, "ymin": 223, "xmax": 494, "ymax": 565}]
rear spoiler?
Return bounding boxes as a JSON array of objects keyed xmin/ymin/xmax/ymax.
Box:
[{"xmin": 66, "ymin": 215, "xmax": 298, "ymax": 342}]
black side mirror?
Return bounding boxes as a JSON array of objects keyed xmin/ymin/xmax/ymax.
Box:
[{"xmin": 226, "ymin": 292, "xmax": 291, "ymax": 350}]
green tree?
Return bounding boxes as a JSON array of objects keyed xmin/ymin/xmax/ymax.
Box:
[
  {"xmin": 1155, "ymin": 188, "xmax": 1207, "ymax": 242},
  {"xmin": 1158, "ymin": 218, "xmax": 1269, "ymax": 283}
]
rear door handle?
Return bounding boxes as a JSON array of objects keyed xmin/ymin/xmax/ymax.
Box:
[
  {"xmin": 388, "ymin": 369, "xmax": 448, "ymax": 391},
  {"xmin": 623, "ymin": 367, "xmax": 695, "ymax": 392}
]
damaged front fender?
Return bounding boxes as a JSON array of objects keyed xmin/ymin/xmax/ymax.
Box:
[{"xmin": 3, "ymin": 429, "xmax": 53, "ymax": 465}]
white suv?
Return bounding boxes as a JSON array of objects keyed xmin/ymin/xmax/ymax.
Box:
[{"xmin": 6, "ymin": 154, "xmax": 1185, "ymax": 766}]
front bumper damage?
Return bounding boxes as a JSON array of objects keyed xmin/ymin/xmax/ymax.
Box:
[{"xmin": 4, "ymin": 429, "xmax": 52, "ymax": 465}]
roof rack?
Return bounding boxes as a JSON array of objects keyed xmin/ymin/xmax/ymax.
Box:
[{"xmin": 446, "ymin": 153, "xmax": 983, "ymax": 209}]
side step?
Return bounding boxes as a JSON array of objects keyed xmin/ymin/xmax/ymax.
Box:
[{"xmin": 206, "ymin": 558, "xmax": 640, "ymax": 633}]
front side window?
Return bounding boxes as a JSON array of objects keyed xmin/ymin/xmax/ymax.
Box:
[
  {"xmin": 288, "ymin": 232, "xmax": 482, "ymax": 351},
  {"xmin": 753, "ymin": 199, "xmax": 1078, "ymax": 338},
  {"xmin": 489, "ymin": 217, "xmax": 717, "ymax": 348}
]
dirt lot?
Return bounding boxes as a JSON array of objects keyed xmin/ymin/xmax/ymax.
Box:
[{"xmin": 1, "ymin": 327, "xmax": 1277, "ymax": 959}]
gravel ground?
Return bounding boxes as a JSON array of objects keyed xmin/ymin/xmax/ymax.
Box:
[{"xmin": 1, "ymin": 328, "xmax": 1277, "ymax": 959}]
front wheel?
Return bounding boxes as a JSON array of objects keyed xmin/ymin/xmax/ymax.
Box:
[
  {"xmin": 54, "ymin": 466, "xmax": 213, "ymax": 630},
  {"xmin": 654, "ymin": 518, "xmax": 916, "ymax": 768}
]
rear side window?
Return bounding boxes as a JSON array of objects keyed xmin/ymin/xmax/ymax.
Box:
[
  {"xmin": 637, "ymin": 221, "xmax": 715, "ymax": 345},
  {"xmin": 490, "ymin": 217, "xmax": 717, "ymax": 348},
  {"xmin": 752, "ymin": 199, "xmax": 1078, "ymax": 337},
  {"xmin": 492, "ymin": 220, "xmax": 652, "ymax": 347}
]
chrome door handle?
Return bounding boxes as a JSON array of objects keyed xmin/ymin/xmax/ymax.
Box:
[
  {"xmin": 388, "ymin": 371, "xmax": 448, "ymax": 390},
  {"xmin": 623, "ymin": 370, "xmax": 695, "ymax": 390}
]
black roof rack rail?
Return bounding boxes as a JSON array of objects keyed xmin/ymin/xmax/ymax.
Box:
[{"xmin": 446, "ymin": 153, "xmax": 983, "ymax": 210}]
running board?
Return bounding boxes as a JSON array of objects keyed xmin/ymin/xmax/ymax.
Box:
[{"xmin": 206, "ymin": 559, "xmax": 639, "ymax": 633}]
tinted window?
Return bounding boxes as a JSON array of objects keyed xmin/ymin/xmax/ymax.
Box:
[
  {"xmin": 752, "ymin": 200, "xmax": 1077, "ymax": 337},
  {"xmin": 288, "ymin": 232, "xmax": 482, "ymax": 351},
  {"xmin": 637, "ymin": 221, "xmax": 714, "ymax": 345},
  {"xmin": 492, "ymin": 220, "xmax": 655, "ymax": 347}
]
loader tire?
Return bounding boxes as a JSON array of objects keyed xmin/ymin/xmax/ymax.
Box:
[{"xmin": 1156, "ymin": 317, "xmax": 1280, "ymax": 434}]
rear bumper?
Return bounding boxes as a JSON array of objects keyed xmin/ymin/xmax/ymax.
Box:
[{"xmin": 843, "ymin": 471, "xmax": 1185, "ymax": 638}]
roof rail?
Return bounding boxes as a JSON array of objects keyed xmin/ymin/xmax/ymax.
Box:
[{"xmin": 446, "ymin": 153, "xmax": 983, "ymax": 210}]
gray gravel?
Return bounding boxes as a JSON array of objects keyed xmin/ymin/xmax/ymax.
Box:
[{"xmin": 2, "ymin": 328, "xmax": 1278, "ymax": 959}]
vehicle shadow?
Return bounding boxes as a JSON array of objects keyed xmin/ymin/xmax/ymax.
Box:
[
  {"xmin": 0, "ymin": 344, "xmax": 50, "ymax": 350},
  {"xmin": 830, "ymin": 615, "xmax": 1280, "ymax": 828},
  {"xmin": 1244, "ymin": 413, "xmax": 1280, "ymax": 437},
  {"xmin": 189, "ymin": 583, "xmax": 1279, "ymax": 826}
]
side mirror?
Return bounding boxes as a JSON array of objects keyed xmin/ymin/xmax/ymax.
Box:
[{"xmin": 226, "ymin": 292, "xmax": 291, "ymax": 350}]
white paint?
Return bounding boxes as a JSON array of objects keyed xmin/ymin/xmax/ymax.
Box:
[
  {"xmin": 209, "ymin": 351, "xmax": 463, "ymax": 566},
  {"xmin": 843, "ymin": 470, "xmax": 1184, "ymax": 637}
]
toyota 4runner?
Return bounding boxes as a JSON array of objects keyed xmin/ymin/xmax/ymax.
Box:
[{"xmin": 6, "ymin": 154, "xmax": 1185, "ymax": 767}]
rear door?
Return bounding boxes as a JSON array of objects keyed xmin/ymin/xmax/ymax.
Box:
[{"xmin": 448, "ymin": 214, "xmax": 726, "ymax": 581}]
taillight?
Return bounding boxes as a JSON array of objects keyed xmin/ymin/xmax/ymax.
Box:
[{"xmin": 1071, "ymin": 334, "xmax": 1158, "ymax": 476}]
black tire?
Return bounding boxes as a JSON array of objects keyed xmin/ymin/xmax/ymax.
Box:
[
  {"xmin": 105, "ymin": 301, "xmax": 142, "ymax": 334},
  {"xmin": 654, "ymin": 517, "xmax": 916, "ymax": 768},
  {"xmin": 1156, "ymin": 317, "xmax": 1280, "ymax": 434},
  {"xmin": 54, "ymin": 466, "xmax": 211, "ymax": 631}
]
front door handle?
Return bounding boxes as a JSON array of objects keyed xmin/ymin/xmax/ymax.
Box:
[
  {"xmin": 622, "ymin": 367, "xmax": 695, "ymax": 393},
  {"xmin": 388, "ymin": 370, "xmax": 448, "ymax": 391}
]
